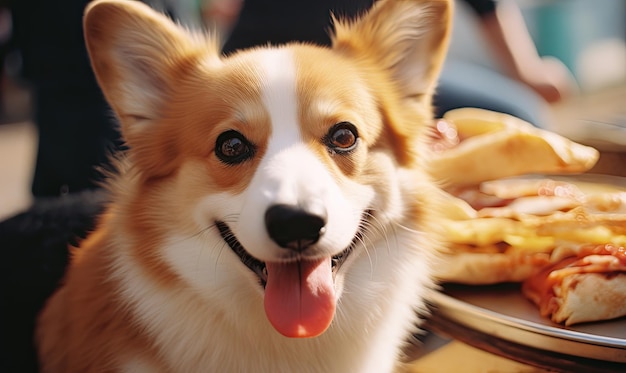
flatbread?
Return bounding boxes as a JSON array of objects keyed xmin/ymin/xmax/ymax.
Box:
[
  {"xmin": 438, "ymin": 251, "xmax": 550, "ymax": 285},
  {"xmin": 429, "ymin": 108, "xmax": 599, "ymax": 186},
  {"xmin": 522, "ymin": 251, "xmax": 626, "ymax": 325}
]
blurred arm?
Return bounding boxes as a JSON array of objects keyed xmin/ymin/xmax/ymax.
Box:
[{"xmin": 476, "ymin": 0, "xmax": 576, "ymax": 102}]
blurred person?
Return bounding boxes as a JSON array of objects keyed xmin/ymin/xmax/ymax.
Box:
[
  {"xmin": 7, "ymin": 0, "xmax": 203, "ymax": 199},
  {"xmin": 479, "ymin": 0, "xmax": 573, "ymax": 103},
  {"xmin": 222, "ymin": 0, "xmax": 576, "ymax": 127},
  {"xmin": 8, "ymin": 0, "xmax": 123, "ymax": 198},
  {"xmin": 2, "ymin": 3, "xmax": 116, "ymax": 372}
]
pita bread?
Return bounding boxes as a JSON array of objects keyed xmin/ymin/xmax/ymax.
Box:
[
  {"xmin": 429, "ymin": 108, "xmax": 599, "ymax": 186},
  {"xmin": 437, "ymin": 251, "xmax": 550, "ymax": 284},
  {"xmin": 523, "ymin": 268, "xmax": 626, "ymax": 325}
]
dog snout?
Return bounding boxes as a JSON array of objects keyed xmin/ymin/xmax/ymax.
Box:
[{"xmin": 264, "ymin": 204, "xmax": 327, "ymax": 252}]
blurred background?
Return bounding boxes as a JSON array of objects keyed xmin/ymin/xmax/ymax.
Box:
[
  {"xmin": 0, "ymin": 0, "xmax": 625, "ymax": 219},
  {"xmin": 451, "ymin": 0, "xmax": 626, "ymax": 92}
]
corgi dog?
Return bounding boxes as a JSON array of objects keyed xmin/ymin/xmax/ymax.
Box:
[{"xmin": 36, "ymin": 0, "xmax": 452, "ymax": 371}]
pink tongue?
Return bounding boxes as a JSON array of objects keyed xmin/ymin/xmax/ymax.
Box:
[{"xmin": 264, "ymin": 258, "xmax": 336, "ymax": 338}]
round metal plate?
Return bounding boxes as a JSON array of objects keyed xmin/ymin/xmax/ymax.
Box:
[{"xmin": 426, "ymin": 173, "xmax": 626, "ymax": 369}]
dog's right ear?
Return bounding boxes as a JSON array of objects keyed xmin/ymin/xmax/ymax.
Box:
[
  {"xmin": 332, "ymin": 0, "xmax": 451, "ymax": 106},
  {"xmin": 83, "ymin": 0, "xmax": 220, "ymax": 143}
]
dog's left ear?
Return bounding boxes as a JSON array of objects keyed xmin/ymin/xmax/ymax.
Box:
[{"xmin": 332, "ymin": 0, "xmax": 452, "ymax": 107}]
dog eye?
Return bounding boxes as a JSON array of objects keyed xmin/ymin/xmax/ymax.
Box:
[
  {"xmin": 215, "ymin": 130, "xmax": 255, "ymax": 164},
  {"xmin": 326, "ymin": 122, "xmax": 358, "ymax": 153}
]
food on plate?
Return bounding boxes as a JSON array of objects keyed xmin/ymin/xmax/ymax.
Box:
[
  {"xmin": 522, "ymin": 244, "xmax": 626, "ymax": 325},
  {"xmin": 429, "ymin": 109, "xmax": 626, "ymax": 325},
  {"xmin": 435, "ymin": 177, "xmax": 626, "ymax": 325},
  {"xmin": 437, "ymin": 177, "xmax": 626, "ymax": 325},
  {"xmin": 429, "ymin": 108, "xmax": 599, "ymax": 186},
  {"xmin": 436, "ymin": 177, "xmax": 626, "ymax": 284}
]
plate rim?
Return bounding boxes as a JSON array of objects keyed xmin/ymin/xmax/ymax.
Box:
[{"xmin": 429, "ymin": 287, "xmax": 626, "ymax": 362}]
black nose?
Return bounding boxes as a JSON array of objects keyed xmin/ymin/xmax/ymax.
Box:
[{"xmin": 265, "ymin": 203, "xmax": 327, "ymax": 252}]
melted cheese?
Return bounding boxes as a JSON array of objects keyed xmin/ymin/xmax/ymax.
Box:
[{"xmin": 443, "ymin": 178, "xmax": 626, "ymax": 252}]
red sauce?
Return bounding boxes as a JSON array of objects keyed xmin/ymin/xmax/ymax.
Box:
[
  {"xmin": 522, "ymin": 256, "xmax": 579, "ymax": 318},
  {"xmin": 522, "ymin": 243, "xmax": 626, "ymax": 319}
]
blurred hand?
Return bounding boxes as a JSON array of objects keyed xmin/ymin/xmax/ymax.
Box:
[
  {"xmin": 482, "ymin": 0, "xmax": 580, "ymax": 104},
  {"xmin": 517, "ymin": 57, "xmax": 578, "ymax": 104}
]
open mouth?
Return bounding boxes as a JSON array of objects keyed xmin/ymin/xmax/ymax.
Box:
[
  {"xmin": 216, "ymin": 215, "xmax": 368, "ymax": 338},
  {"xmin": 215, "ymin": 220, "xmax": 359, "ymax": 287}
]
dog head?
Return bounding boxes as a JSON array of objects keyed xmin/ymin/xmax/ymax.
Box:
[{"xmin": 84, "ymin": 0, "xmax": 451, "ymax": 338}]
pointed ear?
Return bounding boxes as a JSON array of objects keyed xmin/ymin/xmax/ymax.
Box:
[
  {"xmin": 332, "ymin": 0, "xmax": 452, "ymax": 105},
  {"xmin": 83, "ymin": 0, "xmax": 220, "ymax": 141}
]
